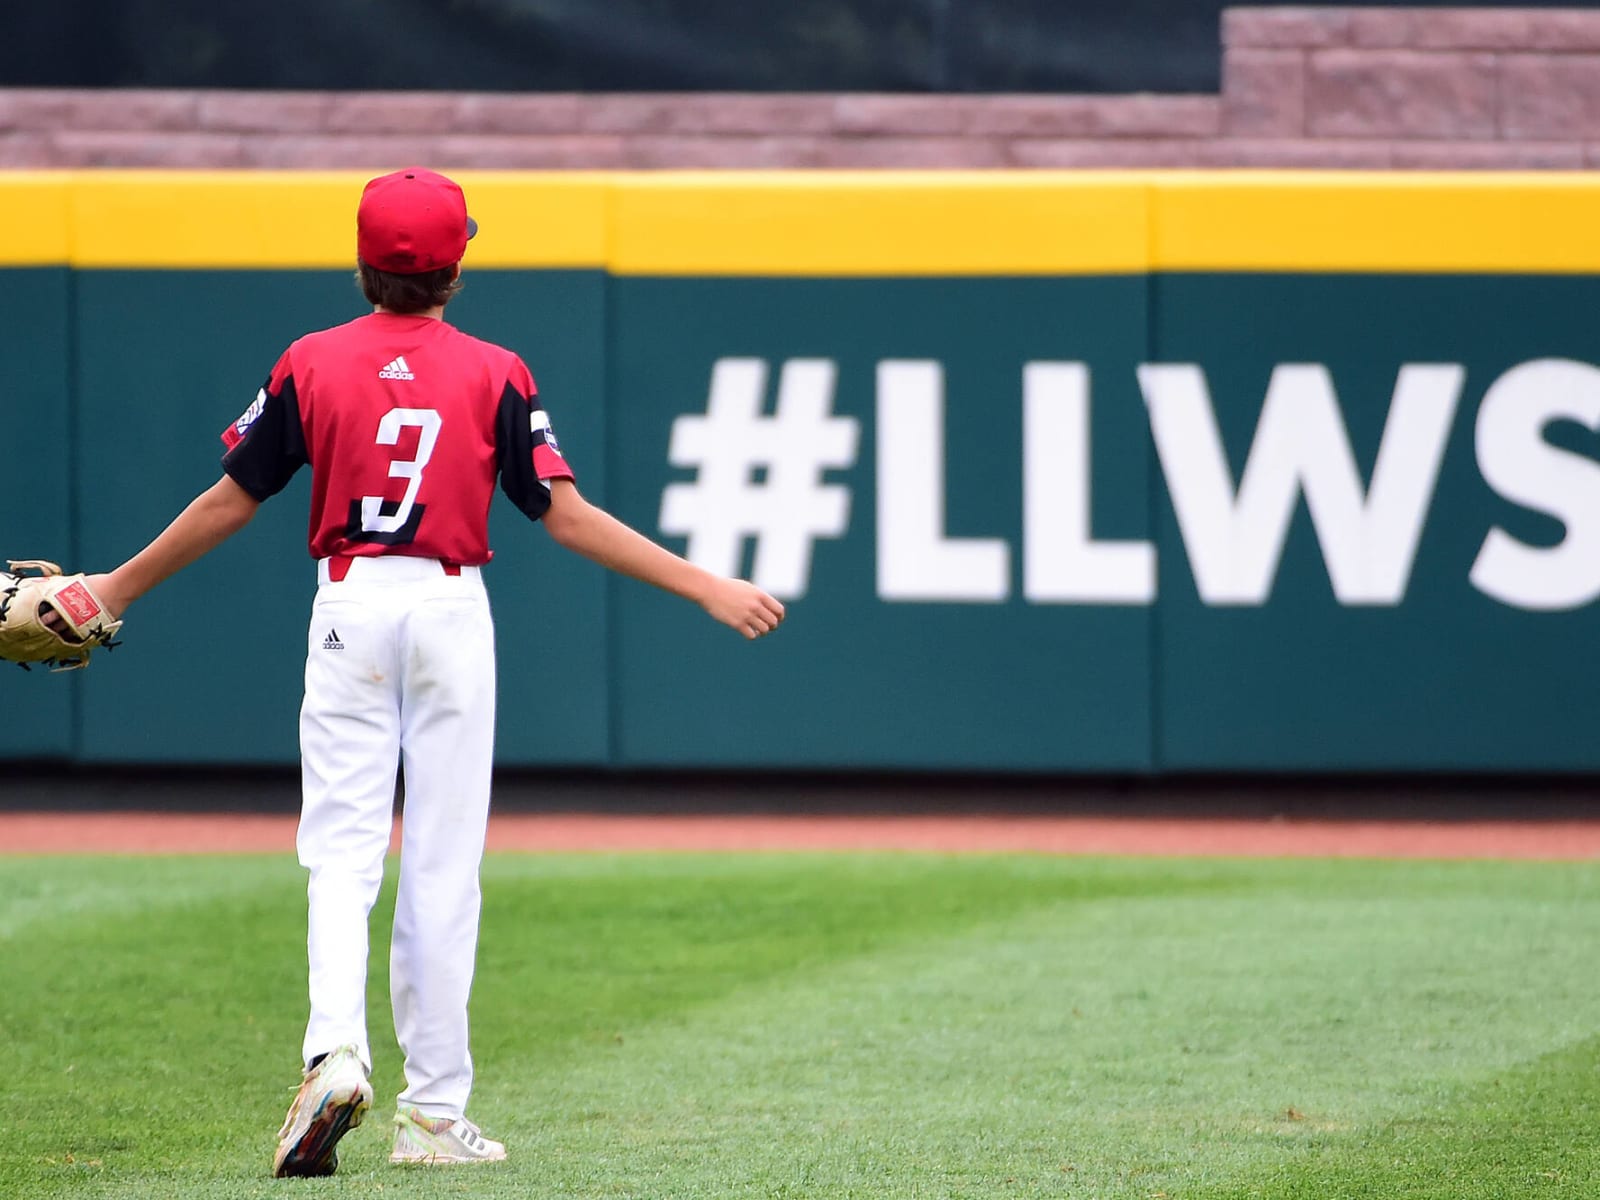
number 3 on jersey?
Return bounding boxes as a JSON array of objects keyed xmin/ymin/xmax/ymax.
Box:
[{"xmin": 352, "ymin": 407, "xmax": 441, "ymax": 544}]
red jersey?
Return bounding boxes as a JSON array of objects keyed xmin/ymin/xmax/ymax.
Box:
[{"xmin": 220, "ymin": 312, "xmax": 573, "ymax": 564}]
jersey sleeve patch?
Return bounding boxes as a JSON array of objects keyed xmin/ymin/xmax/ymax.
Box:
[
  {"xmin": 530, "ymin": 409, "xmax": 574, "ymax": 482},
  {"xmin": 221, "ymin": 368, "xmax": 309, "ymax": 502},
  {"xmin": 497, "ymin": 380, "xmax": 572, "ymax": 521},
  {"xmin": 222, "ymin": 389, "xmax": 268, "ymax": 451}
]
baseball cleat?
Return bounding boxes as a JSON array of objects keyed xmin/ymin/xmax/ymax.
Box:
[
  {"xmin": 390, "ymin": 1107, "xmax": 507, "ymax": 1165},
  {"xmin": 272, "ymin": 1044, "xmax": 373, "ymax": 1177}
]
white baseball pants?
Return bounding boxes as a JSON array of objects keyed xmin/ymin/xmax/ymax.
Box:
[{"xmin": 295, "ymin": 555, "xmax": 496, "ymax": 1120}]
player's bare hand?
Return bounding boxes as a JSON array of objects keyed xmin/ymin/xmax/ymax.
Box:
[{"xmin": 701, "ymin": 577, "xmax": 785, "ymax": 639}]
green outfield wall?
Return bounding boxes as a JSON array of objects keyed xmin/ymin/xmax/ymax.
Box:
[{"xmin": 1, "ymin": 171, "xmax": 1597, "ymax": 772}]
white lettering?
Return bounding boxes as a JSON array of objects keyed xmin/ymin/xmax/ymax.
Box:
[
  {"xmin": 1139, "ymin": 363, "xmax": 1461, "ymax": 605},
  {"xmin": 660, "ymin": 358, "xmax": 858, "ymax": 599},
  {"xmin": 1023, "ymin": 362, "xmax": 1155, "ymax": 605},
  {"xmin": 1470, "ymin": 358, "xmax": 1600, "ymax": 611},
  {"xmin": 876, "ymin": 360, "xmax": 1009, "ymax": 602}
]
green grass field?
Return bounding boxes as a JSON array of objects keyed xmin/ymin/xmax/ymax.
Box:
[{"xmin": 3, "ymin": 851, "xmax": 1598, "ymax": 1198}]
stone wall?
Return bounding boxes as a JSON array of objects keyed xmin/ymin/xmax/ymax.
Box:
[
  {"xmin": 2, "ymin": 7, "xmax": 1595, "ymax": 169},
  {"xmin": 1219, "ymin": 6, "xmax": 1600, "ymax": 167}
]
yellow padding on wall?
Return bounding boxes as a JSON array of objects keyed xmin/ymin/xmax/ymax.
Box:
[
  {"xmin": 0, "ymin": 173, "xmax": 73, "ymax": 265},
  {"xmin": 71, "ymin": 172, "xmax": 359, "ymax": 268},
  {"xmin": 61, "ymin": 171, "xmax": 610, "ymax": 269},
  {"xmin": 1154, "ymin": 171, "xmax": 1600, "ymax": 274},
  {"xmin": 3, "ymin": 169, "xmax": 1600, "ymax": 274},
  {"xmin": 608, "ymin": 171, "xmax": 1151, "ymax": 276}
]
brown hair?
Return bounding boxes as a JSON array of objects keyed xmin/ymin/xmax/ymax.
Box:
[{"xmin": 356, "ymin": 259, "xmax": 462, "ymax": 314}]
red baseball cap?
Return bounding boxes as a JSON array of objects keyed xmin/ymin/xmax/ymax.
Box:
[{"xmin": 356, "ymin": 168, "xmax": 478, "ymax": 274}]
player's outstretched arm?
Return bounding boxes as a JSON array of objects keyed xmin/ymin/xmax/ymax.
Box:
[
  {"xmin": 541, "ymin": 479, "xmax": 784, "ymax": 640},
  {"xmin": 86, "ymin": 475, "xmax": 261, "ymax": 620}
]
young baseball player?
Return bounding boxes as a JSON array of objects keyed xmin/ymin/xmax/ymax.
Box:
[{"xmin": 83, "ymin": 167, "xmax": 785, "ymax": 1177}]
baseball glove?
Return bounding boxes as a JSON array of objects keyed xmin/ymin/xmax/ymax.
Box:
[{"xmin": 0, "ymin": 560, "xmax": 123, "ymax": 671}]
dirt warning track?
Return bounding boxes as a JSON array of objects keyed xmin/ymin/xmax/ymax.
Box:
[{"xmin": 3, "ymin": 810, "xmax": 1600, "ymax": 859}]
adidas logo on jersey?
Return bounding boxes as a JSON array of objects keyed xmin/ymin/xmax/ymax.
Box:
[
  {"xmin": 378, "ymin": 356, "xmax": 415, "ymax": 381},
  {"xmin": 323, "ymin": 630, "xmax": 345, "ymax": 651}
]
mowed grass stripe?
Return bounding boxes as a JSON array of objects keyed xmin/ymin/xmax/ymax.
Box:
[
  {"xmin": 1179, "ymin": 1036, "xmax": 1600, "ymax": 1200},
  {"xmin": 1, "ymin": 855, "xmax": 1596, "ymax": 1199},
  {"xmin": 512, "ymin": 870, "xmax": 1600, "ymax": 1198}
]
